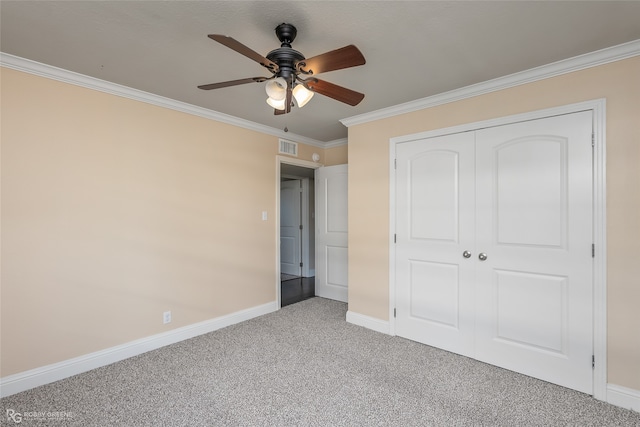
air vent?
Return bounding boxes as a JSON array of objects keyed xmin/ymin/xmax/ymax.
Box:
[{"xmin": 279, "ymin": 139, "xmax": 298, "ymax": 157}]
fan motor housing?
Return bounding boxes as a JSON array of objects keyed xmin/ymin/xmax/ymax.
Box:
[
  {"xmin": 267, "ymin": 23, "xmax": 305, "ymax": 82},
  {"xmin": 267, "ymin": 47, "xmax": 304, "ymax": 81}
]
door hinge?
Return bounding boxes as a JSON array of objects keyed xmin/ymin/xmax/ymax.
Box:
[
  {"xmin": 394, "ymin": 234, "xmax": 397, "ymax": 243},
  {"xmin": 299, "ymin": 262, "xmax": 303, "ymax": 267},
  {"xmin": 394, "ymin": 158, "xmax": 397, "ymax": 170},
  {"xmin": 299, "ymin": 224, "xmax": 303, "ymax": 230},
  {"xmin": 394, "ymin": 308, "xmax": 397, "ymax": 318},
  {"xmin": 592, "ymin": 355, "xmax": 595, "ymax": 369},
  {"xmin": 592, "ymin": 244, "xmax": 595, "ymax": 258},
  {"xmin": 592, "ymin": 132, "xmax": 595, "ymax": 147}
]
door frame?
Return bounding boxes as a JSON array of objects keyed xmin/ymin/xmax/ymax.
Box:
[
  {"xmin": 276, "ymin": 156, "xmax": 323, "ymax": 309},
  {"xmin": 388, "ymin": 99, "xmax": 607, "ymax": 400}
]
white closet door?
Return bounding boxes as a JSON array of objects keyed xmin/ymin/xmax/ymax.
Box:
[
  {"xmin": 474, "ymin": 111, "xmax": 593, "ymax": 393},
  {"xmin": 395, "ymin": 111, "xmax": 593, "ymax": 394},
  {"xmin": 395, "ymin": 132, "xmax": 476, "ymax": 357},
  {"xmin": 315, "ymin": 165, "xmax": 348, "ymax": 302}
]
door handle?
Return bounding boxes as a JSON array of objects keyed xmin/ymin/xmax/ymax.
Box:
[
  {"xmin": 463, "ymin": 250, "xmax": 472, "ymax": 258},
  {"xmin": 478, "ymin": 253, "xmax": 488, "ymax": 261}
]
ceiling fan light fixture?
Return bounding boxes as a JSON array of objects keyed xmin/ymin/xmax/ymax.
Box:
[
  {"xmin": 265, "ymin": 77, "xmax": 287, "ymax": 101},
  {"xmin": 292, "ymin": 84, "xmax": 314, "ymax": 108},
  {"xmin": 266, "ymin": 96, "xmax": 286, "ymax": 110},
  {"xmin": 199, "ymin": 24, "xmax": 366, "ymax": 115}
]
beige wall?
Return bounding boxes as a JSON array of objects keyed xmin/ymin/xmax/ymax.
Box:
[
  {"xmin": 324, "ymin": 144, "xmax": 348, "ymax": 166},
  {"xmin": 290, "ymin": 142, "xmax": 323, "ymax": 165},
  {"xmin": 347, "ymin": 57, "xmax": 640, "ymax": 390},
  {"xmin": 0, "ymin": 68, "xmax": 325, "ymax": 376},
  {"xmin": 282, "ymin": 142, "xmax": 347, "ymax": 167}
]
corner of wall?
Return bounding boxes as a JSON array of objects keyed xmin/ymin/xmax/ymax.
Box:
[{"xmin": 346, "ymin": 310, "xmax": 391, "ymax": 335}]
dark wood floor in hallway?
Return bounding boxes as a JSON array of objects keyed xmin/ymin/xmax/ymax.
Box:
[{"xmin": 281, "ymin": 276, "xmax": 315, "ymax": 307}]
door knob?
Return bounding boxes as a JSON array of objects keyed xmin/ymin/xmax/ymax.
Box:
[
  {"xmin": 463, "ymin": 251, "xmax": 472, "ymax": 258},
  {"xmin": 478, "ymin": 253, "xmax": 488, "ymax": 261}
]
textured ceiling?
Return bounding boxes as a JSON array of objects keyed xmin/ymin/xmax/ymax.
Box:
[{"xmin": 2, "ymin": 1, "xmax": 640, "ymax": 144}]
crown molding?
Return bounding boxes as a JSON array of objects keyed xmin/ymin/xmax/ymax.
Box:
[
  {"xmin": 324, "ymin": 138, "xmax": 348, "ymax": 148},
  {"xmin": 341, "ymin": 39, "xmax": 640, "ymax": 128},
  {"xmin": 0, "ymin": 52, "xmax": 327, "ymax": 149}
]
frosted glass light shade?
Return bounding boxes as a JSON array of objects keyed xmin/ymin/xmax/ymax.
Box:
[
  {"xmin": 265, "ymin": 77, "xmax": 287, "ymax": 101},
  {"xmin": 266, "ymin": 97, "xmax": 286, "ymax": 110},
  {"xmin": 292, "ymin": 84, "xmax": 314, "ymax": 108}
]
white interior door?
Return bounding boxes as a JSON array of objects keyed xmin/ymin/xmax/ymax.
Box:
[
  {"xmin": 316, "ymin": 165, "xmax": 348, "ymax": 302},
  {"xmin": 395, "ymin": 111, "xmax": 593, "ymax": 393},
  {"xmin": 395, "ymin": 132, "xmax": 476, "ymax": 357},
  {"xmin": 474, "ymin": 111, "xmax": 593, "ymax": 393},
  {"xmin": 280, "ymin": 179, "xmax": 301, "ymax": 276}
]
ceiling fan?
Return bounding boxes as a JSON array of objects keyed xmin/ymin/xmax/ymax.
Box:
[{"xmin": 198, "ymin": 23, "xmax": 366, "ymax": 115}]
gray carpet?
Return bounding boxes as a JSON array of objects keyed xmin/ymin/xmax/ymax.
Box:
[{"xmin": 1, "ymin": 298, "xmax": 639, "ymax": 426}]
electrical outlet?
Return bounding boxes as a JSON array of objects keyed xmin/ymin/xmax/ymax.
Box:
[{"xmin": 163, "ymin": 311, "xmax": 171, "ymax": 324}]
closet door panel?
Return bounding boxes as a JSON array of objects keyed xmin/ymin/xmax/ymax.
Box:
[
  {"xmin": 474, "ymin": 111, "xmax": 593, "ymax": 394},
  {"xmin": 395, "ymin": 132, "xmax": 476, "ymax": 357}
]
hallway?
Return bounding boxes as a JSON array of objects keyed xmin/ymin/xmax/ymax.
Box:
[{"xmin": 281, "ymin": 276, "xmax": 315, "ymax": 307}]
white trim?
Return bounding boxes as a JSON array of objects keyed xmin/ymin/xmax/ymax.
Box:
[
  {"xmin": 324, "ymin": 138, "xmax": 348, "ymax": 148},
  {"xmin": 0, "ymin": 52, "xmax": 327, "ymax": 149},
  {"xmin": 389, "ymin": 140, "xmax": 398, "ymax": 336},
  {"xmin": 346, "ymin": 311, "xmax": 391, "ymax": 335},
  {"xmin": 342, "ymin": 39, "xmax": 639, "ymax": 128},
  {"xmin": 607, "ymin": 384, "xmax": 640, "ymax": 412},
  {"xmin": 0, "ymin": 301, "xmax": 278, "ymax": 398},
  {"xmin": 389, "ymin": 100, "xmax": 605, "ymax": 144},
  {"xmin": 278, "ymin": 156, "xmax": 322, "ymax": 170},
  {"xmin": 388, "ymin": 99, "xmax": 607, "ymax": 400},
  {"xmin": 592, "ymin": 101, "xmax": 608, "ymax": 401}
]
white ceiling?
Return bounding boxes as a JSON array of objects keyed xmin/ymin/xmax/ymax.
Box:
[{"xmin": 2, "ymin": 1, "xmax": 640, "ymax": 144}]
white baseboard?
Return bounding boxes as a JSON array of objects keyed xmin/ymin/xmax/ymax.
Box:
[
  {"xmin": 608, "ymin": 384, "xmax": 640, "ymax": 412},
  {"xmin": 346, "ymin": 310, "xmax": 391, "ymax": 335},
  {"xmin": 0, "ymin": 301, "xmax": 278, "ymax": 398}
]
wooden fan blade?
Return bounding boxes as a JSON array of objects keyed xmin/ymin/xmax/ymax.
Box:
[
  {"xmin": 209, "ymin": 34, "xmax": 279, "ymax": 72},
  {"xmin": 306, "ymin": 78, "xmax": 364, "ymax": 106},
  {"xmin": 198, "ymin": 77, "xmax": 267, "ymax": 90},
  {"xmin": 298, "ymin": 45, "xmax": 365, "ymax": 75}
]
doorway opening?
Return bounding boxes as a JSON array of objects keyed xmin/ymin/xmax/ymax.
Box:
[{"xmin": 277, "ymin": 157, "xmax": 321, "ymax": 308}]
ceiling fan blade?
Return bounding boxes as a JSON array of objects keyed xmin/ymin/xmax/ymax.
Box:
[
  {"xmin": 306, "ymin": 78, "xmax": 365, "ymax": 106},
  {"xmin": 209, "ymin": 34, "xmax": 278, "ymax": 72},
  {"xmin": 198, "ymin": 77, "xmax": 267, "ymax": 90},
  {"xmin": 298, "ymin": 45, "xmax": 365, "ymax": 75}
]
